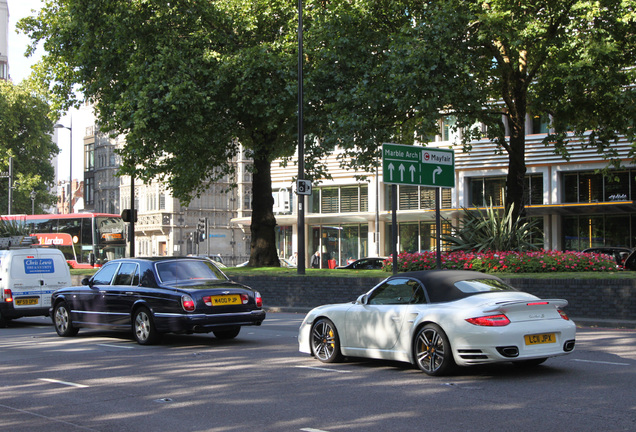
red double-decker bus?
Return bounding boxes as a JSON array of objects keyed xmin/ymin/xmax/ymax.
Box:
[{"xmin": 2, "ymin": 213, "xmax": 127, "ymax": 268}]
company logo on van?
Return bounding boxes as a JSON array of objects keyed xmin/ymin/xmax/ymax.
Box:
[{"xmin": 24, "ymin": 259, "xmax": 55, "ymax": 274}]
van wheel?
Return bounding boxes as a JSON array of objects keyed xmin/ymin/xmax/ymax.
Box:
[{"xmin": 53, "ymin": 302, "xmax": 79, "ymax": 337}]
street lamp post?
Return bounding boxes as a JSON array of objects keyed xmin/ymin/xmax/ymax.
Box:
[
  {"xmin": 30, "ymin": 190, "xmax": 36, "ymax": 215},
  {"xmin": 54, "ymin": 120, "xmax": 72, "ymax": 214}
]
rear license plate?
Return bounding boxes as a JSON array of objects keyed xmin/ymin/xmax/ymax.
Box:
[
  {"xmin": 15, "ymin": 298, "xmax": 39, "ymax": 306},
  {"xmin": 525, "ymin": 333, "xmax": 556, "ymax": 345},
  {"xmin": 211, "ymin": 295, "xmax": 241, "ymax": 306}
]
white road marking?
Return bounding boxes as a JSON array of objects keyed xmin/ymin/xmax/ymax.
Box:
[
  {"xmin": 295, "ymin": 365, "xmax": 351, "ymax": 373},
  {"xmin": 573, "ymin": 359, "xmax": 630, "ymax": 366},
  {"xmin": 38, "ymin": 378, "xmax": 89, "ymax": 388},
  {"xmin": 301, "ymin": 429, "xmax": 330, "ymax": 432},
  {"xmin": 97, "ymin": 343, "xmax": 135, "ymax": 349},
  {"xmin": 0, "ymin": 402, "xmax": 98, "ymax": 431}
]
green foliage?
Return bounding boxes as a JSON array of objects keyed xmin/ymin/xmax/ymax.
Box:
[
  {"xmin": 19, "ymin": 0, "xmax": 306, "ymax": 266},
  {"xmin": 384, "ymin": 250, "xmax": 617, "ymax": 273},
  {"xmin": 0, "ymin": 81, "xmax": 58, "ymax": 214},
  {"xmin": 442, "ymin": 202, "xmax": 541, "ymax": 252},
  {"xmin": 0, "ymin": 217, "xmax": 31, "ymax": 237}
]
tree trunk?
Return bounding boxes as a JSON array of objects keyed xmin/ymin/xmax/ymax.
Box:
[
  {"xmin": 505, "ymin": 86, "xmax": 528, "ymax": 223},
  {"xmin": 248, "ymin": 149, "xmax": 280, "ymax": 267}
]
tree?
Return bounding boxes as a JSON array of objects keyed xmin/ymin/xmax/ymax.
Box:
[
  {"xmin": 0, "ymin": 80, "xmax": 58, "ymax": 214},
  {"xmin": 20, "ymin": 0, "xmax": 303, "ymax": 266},
  {"xmin": 306, "ymin": 1, "xmax": 636, "ymax": 222}
]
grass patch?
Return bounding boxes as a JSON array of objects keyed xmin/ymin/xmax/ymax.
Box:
[{"xmin": 72, "ymin": 265, "xmax": 636, "ymax": 280}]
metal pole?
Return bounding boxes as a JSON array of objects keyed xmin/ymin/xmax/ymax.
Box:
[
  {"xmin": 69, "ymin": 118, "xmax": 73, "ymax": 214},
  {"xmin": 7, "ymin": 157, "xmax": 12, "ymax": 215},
  {"xmin": 435, "ymin": 187, "xmax": 442, "ymax": 269},
  {"xmin": 392, "ymin": 184, "xmax": 398, "ymax": 275},
  {"xmin": 130, "ymin": 172, "xmax": 135, "ymax": 257},
  {"xmin": 297, "ymin": 0, "xmax": 306, "ymax": 275}
]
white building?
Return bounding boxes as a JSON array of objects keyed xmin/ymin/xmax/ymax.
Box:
[
  {"xmin": 0, "ymin": 0, "xmax": 9, "ymax": 81},
  {"xmin": 256, "ymin": 116, "xmax": 636, "ymax": 268}
]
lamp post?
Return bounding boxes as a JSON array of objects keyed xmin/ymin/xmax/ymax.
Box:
[
  {"xmin": 54, "ymin": 120, "xmax": 72, "ymax": 214},
  {"xmin": 30, "ymin": 190, "xmax": 36, "ymax": 215}
]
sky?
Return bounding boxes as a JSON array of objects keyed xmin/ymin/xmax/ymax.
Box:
[{"xmin": 7, "ymin": 0, "xmax": 94, "ymax": 182}]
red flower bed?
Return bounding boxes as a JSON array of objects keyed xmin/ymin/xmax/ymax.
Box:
[{"xmin": 383, "ymin": 250, "xmax": 617, "ymax": 273}]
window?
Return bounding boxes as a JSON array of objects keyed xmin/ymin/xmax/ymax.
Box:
[
  {"xmin": 531, "ymin": 114, "xmax": 550, "ymax": 134},
  {"xmin": 563, "ymin": 170, "xmax": 633, "ymax": 204},
  {"xmin": 368, "ymin": 279, "xmax": 426, "ymax": 305},
  {"xmin": 321, "ymin": 188, "xmax": 339, "ymax": 213},
  {"xmin": 92, "ymin": 262, "xmax": 118, "ymax": 285},
  {"xmin": 312, "ymin": 185, "xmax": 368, "ymax": 213},
  {"xmin": 113, "ymin": 263, "xmax": 139, "ymax": 286},
  {"xmin": 469, "ymin": 175, "xmax": 542, "ymax": 207}
]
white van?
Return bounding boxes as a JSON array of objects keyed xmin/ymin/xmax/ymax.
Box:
[{"xmin": 0, "ymin": 246, "xmax": 72, "ymax": 326}]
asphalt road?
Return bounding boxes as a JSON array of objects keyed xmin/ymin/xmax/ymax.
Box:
[{"xmin": 1, "ymin": 313, "xmax": 635, "ymax": 432}]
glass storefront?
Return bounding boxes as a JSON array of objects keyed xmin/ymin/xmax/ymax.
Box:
[
  {"xmin": 309, "ymin": 224, "xmax": 369, "ymax": 268},
  {"xmin": 562, "ymin": 215, "xmax": 635, "ymax": 250},
  {"xmin": 385, "ymin": 221, "xmax": 451, "ymax": 254}
]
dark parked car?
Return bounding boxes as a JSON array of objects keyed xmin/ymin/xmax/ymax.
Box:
[
  {"xmin": 50, "ymin": 257, "xmax": 265, "ymax": 344},
  {"xmin": 336, "ymin": 257, "xmax": 386, "ymax": 270},
  {"xmin": 582, "ymin": 247, "xmax": 633, "ymax": 268}
]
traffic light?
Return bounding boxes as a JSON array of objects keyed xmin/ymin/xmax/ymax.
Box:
[
  {"xmin": 197, "ymin": 218, "xmax": 206, "ymax": 242},
  {"xmin": 121, "ymin": 209, "xmax": 138, "ymax": 223}
]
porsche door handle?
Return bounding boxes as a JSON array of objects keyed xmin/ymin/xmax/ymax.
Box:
[{"xmin": 391, "ymin": 316, "xmax": 401, "ymax": 322}]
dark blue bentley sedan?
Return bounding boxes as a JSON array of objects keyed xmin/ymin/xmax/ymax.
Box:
[{"xmin": 50, "ymin": 257, "xmax": 265, "ymax": 344}]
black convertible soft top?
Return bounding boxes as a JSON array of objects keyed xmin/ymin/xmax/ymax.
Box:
[{"xmin": 387, "ymin": 270, "xmax": 514, "ymax": 303}]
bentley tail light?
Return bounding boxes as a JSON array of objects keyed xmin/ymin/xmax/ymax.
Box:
[
  {"xmin": 181, "ymin": 295, "xmax": 196, "ymax": 312},
  {"xmin": 466, "ymin": 314, "xmax": 510, "ymax": 326},
  {"xmin": 558, "ymin": 309, "xmax": 570, "ymax": 320},
  {"xmin": 255, "ymin": 292, "xmax": 263, "ymax": 308},
  {"xmin": 3, "ymin": 289, "xmax": 13, "ymax": 303}
]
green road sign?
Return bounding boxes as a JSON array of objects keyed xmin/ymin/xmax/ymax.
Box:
[{"xmin": 382, "ymin": 143, "xmax": 455, "ymax": 188}]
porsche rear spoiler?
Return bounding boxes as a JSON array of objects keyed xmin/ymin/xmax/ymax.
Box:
[{"xmin": 482, "ymin": 299, "xmax": 569, "ymax": 314}]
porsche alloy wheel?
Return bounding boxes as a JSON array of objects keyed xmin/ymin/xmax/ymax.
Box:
[
  {"xmin": 53, "ymin": 302, "xmax": 79, "ymax": 337},
  {"xmin": 310, "ymin": 318, "xmax": 343, "ymax": 363},
  {"xmin": 413, "ymin": 324, "xmax": 455, "ymax": 376},
  {"xmin": 133, "ymin": 307, "xmax": 160, "ymax": 345}
]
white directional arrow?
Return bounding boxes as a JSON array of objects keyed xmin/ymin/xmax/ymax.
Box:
[
  {"xmin": 388, "ymin": 162, "xmax": 395, "ymax": 180},
  {"xmin": 409, "ymin": 165, "xmax": 416, "ymax": 182},
  {"xmin": 432, "ymin": 166, "xmax": 442, "ymax": 183},
  {"xmin": 399, "ymin": 164, "xmax": 406, "ymax": 181}
]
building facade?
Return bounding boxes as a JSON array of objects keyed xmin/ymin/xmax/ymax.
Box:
[
  {"xmin": 81, "ymin": 126, "xmax": 252, "ymax": 265},
  {"xmin": 0, "ymin": 0, "xmax": 8, "ymax": 81},
  {"xmin": 260, "ymin": 116, "xmax": 636, "ymax": 268}
]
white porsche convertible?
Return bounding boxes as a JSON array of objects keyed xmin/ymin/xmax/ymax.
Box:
[{"xmin": 298, "ymin": 270, "xmax": 576, "ymax": 376}]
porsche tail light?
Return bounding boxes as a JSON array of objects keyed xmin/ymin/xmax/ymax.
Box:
[
  {"xmin": 3, "ymin": 289, "xmax": 13, "ymax": 303},
  {"xmin": 466, "ymin": 314, "xmax": 510, "ymax": 326},
  {"xmin": 558, "ymin": 309, "xmax": 570, "ymax": 320},
  {"xmin": 255, "ymin": 292, "xmax": 263, "ymax": 308},
  {"xmin": 181, "ymin": 295, "xmax": 196, "ymax": 312}
]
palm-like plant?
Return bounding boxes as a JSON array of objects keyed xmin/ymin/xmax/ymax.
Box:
[
  {"xmin": 442, "ymin": 201, "xmax": 540, "ymax": 252},
  {"xmin": 0, "ymin": 217, "xmax": 31, "ymax": 237}
]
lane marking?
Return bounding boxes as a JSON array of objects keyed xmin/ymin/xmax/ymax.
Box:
[
  {"xmin": 573, "ymin": 359, "xmax": 630, "ymax": 366},
  {"xmin": 0, "ymin": 402, "xmax": 98, "ymax": 431},
  {"xmin": 38, "ymin": 378, "xmax": 89, "ymax": 388},
  {"xmin": 301, "ymin": 429, "xmax": 330, "ymax": 432},
  {"xmin": 295, "ymin": 366, "xmax": 351, "ymax": 374},
  {"xmin": 98, "ymin": 343, "xmax": 135, "ymax": 349}
]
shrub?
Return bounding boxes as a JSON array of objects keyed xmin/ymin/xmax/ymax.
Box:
[{"xmin": 383, "ymin": 250, "xmax": 616, "ymax": 273}]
